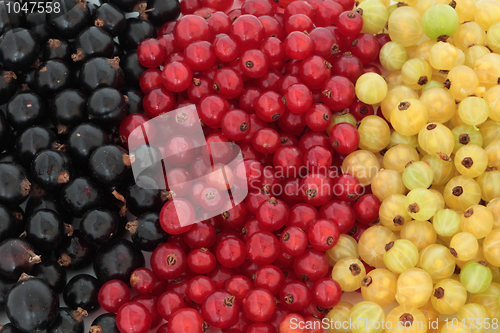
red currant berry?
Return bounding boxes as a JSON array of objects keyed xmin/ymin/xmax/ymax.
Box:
[
  {"xmin": 130, "ymin": 268, "xmax": 156, "ymax": 295},
  {"xmin": 281, "ymin": 226, "xmax": 308, "ymax": 256},
  {"xmin": 131, "ymin": 295, "xmax": 162, "ymax": 328},
  {"xmin": 331, "ymin": 52, "xmax": 364, "ymax": 83},
  {"xmin": 157, "ymin": 34, "xmax": 180, "ymax": 56},
  {"xmin": 284, "ymin": 1, "xmax": 314, "ymax": 20},
  {"xmin": 252, "ymin": 128, "xmax": 281, "ymax": 155},
  {"xmin": 240, "ymin": 49, "xmax": 269, "ymax": 79},
  {"xmin": 280, "ymin": 281, "xmax": 312, "ymax": 311},
  {"xmin": 319, "ymin": 199, "xmax": 356, "ymax": 234},
  {"xmin": 230, "ymin": 15, "xmax": 266, "ymax": 51},
  {"xmin": 137, "ymin": 38, "xmax": 165, "ymax": 68},
  {"xmin": 168, "ymin": 308, "xmax": 205, "ymax": 333},
  {"xmin": 187, "ymin": 248, "xmax": 216, "ymax": 274},
  {"xmin": 224, "ymin": 275, "xmax": 253, "ymax": 302},
  {"xmin": 312, "ymin": 277, "xmax": 342, "ymax": 309},
  {"xmin": 293, "ymin": 248, "xmax": 329, "ymax": 282},
  {"xmin": 277, "ymin": 111, "xmax": 306, "ymax": 136},
  {"xmin": 261, "ymin": 37, "xmax": 284, "ymax": 63},
  {"xmin": 353, "ymin": 194, "xmax": 381, "ymax": 224},
  {"xmin": 298, "ymin": 56, "xmax": 332, "ymax": 90},
  {"xmin": 337, "ymin": 11, "xmax": 363, "ymax": 37},
  {"xmin": 255, "ymin": 69, "xmax": 282, "ymax": 91},
  {"xmin": 247, "ymin": 323, "xmax": 275, "ymax": 333},
  {"xmin": 349, "ymin": 99, "xmax": 374, "ymax": 121},
  {"xmin": 242, "ymin": 0, "xmax": 276, "ymax": 16},
  {"xmin": 287, "ymin": 203, "xmax": 318, "ymax": 231},
  {"xmin": 216, "ymin": 237, "xmax": 247, "ymax": 268},
  {"xmin": 186, "ymin": 276, "xmax": 216, "ymax": 304},
  {"xmin": 239, "ymin": 86, "xmax": 261, "ymax": 114},
  {"xmin": 202, "ymin": 0, "xmax": 233, "ymax": 11},
  {"xmin": 206, "ymin": 11, "xmax": 232, "ymax": 35},
  {"xmin": 241, "ymin": 288, "xmax": 276, "ymax": 322},
  {"xmin": 310, "ymin": 27, "xmax": 338, "ymax": 59},
  {"xmin": 315, "ymin": 0, "xmax": 343, "ymax": 26},
  {"xmin": 283, "ymin": 83, "xmax": 313, "ymax": 115},
  {"xmin": 119, "ymin": 113, "xmax": 152, "ymax": 147},
  {"xmin": 246, "ymin": 231, "xmax": 280, "ymax": 265},
  {"xmin": 157, "ymin": 291, "xmax": 186, "ymax": 321},
  {"xmin": 321, "ymin": 76, "xmax": 356, "ymax": 111},
  {"xmin": 305, "ymin": 104, "xmax": 332, "ymax": 132},
  {"xmin": 151, "ymin": 243, "xmax": 187, "ymax": 280},
  {"xmin": 273, "ymin": 146, "xmax": 304, "ymax": 178},
  {"xmin": 307, "ymin": 218, "xmax": 340, "ymax": 251},
  {"xmin": 255, "ymin": 91, "xmax": 285, "ymax": 122},
  {"xmin": 139, "ymin": 68, "xmax": 163, "ymax": 94},
  {"xmin": 285, "ymin": 14, "xmax": 314, "ymax": 34},
  {"xmin": 212, "ymin": 68, "xmax": 244, "ymax": 100},
  {"xmin": 300, "ymin": 173, "xmax": 333, "ymax": 206},
  {"xmin": 201, "ymin": 290, "xmax": 240, "ymax": 329},
  {"xmin": 143, "ymin": 87, "xmax": 175, "ymax": 118},
  {"xmin": 116, "ymin": 302, "xmax": 151, "ymax": 333},
  {"xmin": 197, "ymin": 94, "xmax": 231, "ymax": 128},
  {"xmin": 260, "ymin": 15, "xmax": 284, "ymax": 39},
  {"xmin": 348, "ymin": 33, "xmax": 380, "ymax": 65},
  {"xmin": 174, "ymin": 15, "xmax": 212, "ymax": 48},
  {"xmin": 184, "ymin": 41, "xmax": 216, "ymax": 71},
  {"xmin": 98, "ymin": 279, "xmax": 130, "ymax": 313},
  {"xmin": 213, "ymin": 34, "xmax": 239, "ymax": 63},
  {"xmin": 329, "ymin": 122, "xmax": 360, "ymax": 155},
  {"xmin": 161, "ymin": 61, "xmax": 193, "ymax": 92},
  {"xmin": 284, "ymin": 31, "xmax": 314, "ymax": 60}
]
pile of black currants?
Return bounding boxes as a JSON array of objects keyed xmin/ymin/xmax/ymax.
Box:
[{"xmin": 0, "ymin": 0, "xmax": 180, "ymax": 332}]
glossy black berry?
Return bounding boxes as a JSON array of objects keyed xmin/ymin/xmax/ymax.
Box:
[
  {"xmin": 6, "ymin": 276, "xmax": 59, "ymax": 332},
  {"xmin": 123, "ymin": 88, "xmax": 144, "ymax": 114},
  {"xmin": 35, "ymin": 60, "xmax": 73, "ymax": 96},
  {"xmin": 79, "ymin": 207, "xmax": 120, "ymax": 246},
  {"xmin": 59, "ymin": 177, "xmax": 103, "ymax": 218},
  {"xmin": 42, "ymin": 39, "xmax": 74, "ymax": 63},
  {"xmin": 93, "ymin": 3, "xmax": 126, "ymax": 37},
  {"xmin": 62, "ymin": 274, "xmax": 100, "ymax": 313},
  {"xmin": 87, "ymin": 87, "xmax": 128, "ymax": 126},
  {"xmin": 126, "ymin": 212, "xmax": 167, "ymax": 252},
  {"xmin": 31, "ymin": 260, "xmax": 67, "ymax": 294},
  {"xmin": 94, "ymin": 239, "xmax": 145, "ymax": 284},
  {"xmin": 56, "ymin": 230, "xmax": 96, "ymax": 270},
  {"xmin": 16, "ymin": 126, "xmax": 57, "ymax": 166},
  {"xmin": 0, "ymin": 1, "xmax": 26, "ymax": 36},
  {"xmin": 90, "ymin": 313, "xmax": 119, "ymax": 333},
  {"xmin": 125, "ymin": 181, "xmax": 162, "ymax": 216},
  {"xmin": 0, "ymin": 28, "xmax": 40, "ymax": 71},
  {"xmin": 17, "ymin": 67, "xmax": 37, "ymax": 90},
  {"xmin": 145, "ymin": 0, "xmax": 180, "ymax": 27},
  {"xmin": 46, "ymin": 0, "xmax": 90, "ymax": 39},
  {"xmin": 112, "ymin": 42, "xmax": 124, "ymax": 58},
  {"xmin": 50, "ymin": 89, "xmax": 87, "ymax": 134},
  {"xmin": 6, "ymin": 91, "xmax": 46, "ymax": 131},
  {"xmin": 0, "ymin": 238, "xmax": 40, "ymax": 280},
  {"xmin": 26, "ymin": 193, "xmax": 65, "ymax": 219},
  {"xmin": 0, "ymin": 275, "xmax": 14, "ymax": 311},
  {"xmin": 0, "ymin": 204, "xmax": 20, "ymax": 242},
  {"xmin": 0, "ymin": 163, "xmax": 31, "ymax": 206},
  {"xmin": 108, "ymin": 0, "xmax": 142, "ymax": 12},
  {"xmin": 67, "ymin": 123, "xmax": 110, "ymax": 163},
  {"xmin": 118, "ymin": 18, "xmax": 156, "ymax": 51},
  {"xmin": 88, "ymin": 144, "xmax": 131, "ymax": 186},
  {"xmin": 26, "ymin": 209, "xmax": 66, "ymax": 252},
  {"xmin": 72, "ymin": 26, "xmax": 114, "ymax": 62},
  {"xmin": 31, "ymin": 150, "xmax": 72, "ymax": 190},
  {"xmin": 48, "ymin": 307, "xmax": 86, "ymax": 333},
  {"xmin": 27, "ymin": 12, "xmax": 50, "ymax": 45},
  {"xmin": 0, "ymin": 153, "xmax": 21, "ymax": 165},
  {"xmin": 79, "ymin": 57, "xmax": 124, "ymax": 93},
  {"xmin": 0, "ymin": 112, "xmax": 10, "ymax": 157},
  {"xmin": 0, "ymin": 69, "xmax": 19, "ymax": 104},
  {"xmin": 121, "ymin": 52, "xmax": 145, "ymax": 88}
]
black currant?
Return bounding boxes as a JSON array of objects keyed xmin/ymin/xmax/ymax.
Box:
[
  {"xmin": 0, "ymin": 69, "xmax": 18, "ymax": 104},
  {"xmin": 50, "ymin": 89, "xmax": 87, "ymax": 134},
  {"xmin": 42, "ymin": 39, "xmax": 74, "ymax": 63},
  {"xmin": 59, "ymin": 177, "xmax": 103, "ymax": 218},
  {"xmin": 79, "ymin": 57, "xmax": 124, "ymax": 93},
  {"xmin": 31, "ymin": 150, "xmax": 72, "ymax": 190},
  {"xmin": 112, "ymin": 42, "xmax": 124, "ymax": 58},
  {"xmin": 0, "ymin": 163, "xmax": 31, "ymax": 206},
  {"xmin": 87, "ymin": 87, "xmax": 128, "ymax": 126},
  {"xmin": 118, "ymin": 18, "xmax": 156, "ymax": 51},
  {"xmin": 93, "ymin": 3, "xmax": 126, "ymax": 37},
  {"xmin": 6, "ymin": 276, "xmax": 59, "ymax": 332},
  {"xmin": 88, "ymin": 144, "xmax": 131, "ymax": 186},
  {"xmin": 72, "ymin": 26, "xmax": 114, "ymax": 62},
  {"xmin": 0, "ymin": 153, "xmax": 22, "ymax": 165},
  {"xmin": 17, "ymin": 67, "xmax": 37, "ymax": 90},
  {"xmin": 0, "ymin": 204, "xmax": 20, "ymax": 241},
  {"xmin": 108, "ymin": 0, "xmax": 142, "ymax": 12},
  {"xmin": 26, "ymin": 12, "xmax": 50, "ymax": 45},
  {"xmin": 35, "ymin": 60, "xmax": 73, "ymax": 96},
  {"xmin": 145, "ymin": 0, "xmax": 180, "ymax": 27},
  {"xmin": 0, "ymin": 28, "xmax": 40, "ymax": 71},
  {"xmin": 0, "ymin": 111, "xmax": 10, "ymax": 153},
  {"xmin": 90, "ymin": 313, "xmax": 119, "ymax": 333},
  {"xmin": 15, "ymin": 126, "xmax": 57, "ymax": 166},
  {"xmin": 48, "ymin": 307, "xmax": 86, "ymax": 333},
  {"xmin": 79, "ymin": 207, "xmax": 120, "ymax": 246},
  {"xmin": 25, "ymin": 193, "xmax": 65, "ymax": 218},
  {"xmin": 31, "ymin": 260, "xmax": 67, "ymax": 294},
  {"xmin": 126, "ymin": 212, "xmax": 168, "ymax": 252},
  {"xmin": 62, "ymin": 274, "xmax": 100, "ymax": 313},
  {"xmin": 0, "ymin": 238, "xmax": 41, "ymax": 280},
  {"xmin": 121, "ymin": 52, "xmax": 146, "ymax": 88},
  {"xmin": 26, "ymin": 209, "xmax": 66, "ymax": 252},
  {"xmin": 0, "ymin": 275, "xmax": 14, "ymax": 311},
  {"xmin": 123, "ymin": 88, "xmax": 144, "ymax": 114},
  {"xmin": 56, "ymin": 230, "xmax": 96, "ymax": 270},
  {"xmin": 46, "ymin": 0, "xmax": 90, "ymax": 39},
  {"xmin": 94, "ymin": 239, "xmax": 145, "ymax": 284},
  {"xmin": 125, "ymin": 181, "xmax": 162, "ymax": 216},
  {"xmin": 67, "ymin": 123, "xmax": 110, "ymax": 163},
  {"xmin": 6, "ymin": 91, "xmax": 46, "ymax": 131},
  {"xmin": 0, "ymin": 1, "xmax": 26, "ymax": 36}
]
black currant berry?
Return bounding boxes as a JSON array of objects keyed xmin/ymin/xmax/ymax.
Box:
[
  {"xmin": 145, "ymin": 0, "xmax": 180, "ymax": 27},
  {"xmin": 59, "ymin": 177, "xmax": 103, "ymax": 218},
  {"xmin": 46, "ymin": 0, "xmax": 90, "ymax": 39},
  {"xmin": 17, "ymin": 67, "xmax": 37, "ymax": 89},
  {"xmin": 0, "ymin": 69, "xmax": 18, "ymax": 104},
  {"xmin": 6, "ymin": 276, "xmax": 59, "ymax": 332},
  {"xmin": 31, "ymin": 150, "xmax": 72, "ymax": 190},
  {"xmin": 50, "ymin": 89, "xmax": 87, "ymax": 134},
  {"xmin": 93, "ymin": 3, "xmax": 126, "ymax": 37},
  {"xmin": 0, "ymin": 204, "xmax": 20, "ymax": 241},
  {"xmin": 126, "ymin": 181, "xmax": 162, "ymax": 216},
  {"xmin": 0, "ymin": 28, "xmax": 40, "ymax": 71},
  {"xmin": 0, "ymin": 111, "xmax": 10, "ymax": 153},
  {"xmin": 26, "ymin": 12, "xmax": 50, "ymax": 45},
  {"xmin": 62, "ymin": 274, "xmax": 100, "ymax": 313},
  {"xmin": 88, "ymin": 144, "xmax": 131, "ymax": 186},
  {"xmin": 90, "ymin": 313, "xmax": 119, "ymax": 333},
  {"xmin": 0, "ymin": 275, "xmax": 14, "ymax": 311},
  {"xmin": 56, "ymin": 230, "xmax": 96, "ymax": 270},
  {"xmin": 123, "ymin": 88, "xmax": 144, "ymax": 114},
  {"xmin": 6, "ymin": 91, "xmax": 46, "ymax": 131},
  {"xmin": 48, "ymin": 307, "xmax": 86, "ymax": 333},
  {"xmin": 25, "ymin": 193, "xmax": 65, "ymax": 218},
  {"xmin": 0, "ymin": 153, "xmax": 21, "ymax": 165},
  {"xmin": 0, "ymin": 1, "xmax": 26, "ymax": 36},
  {"xmin": 26, "ymin": 209, "xmax": 66, "ymax": 252},
  {"xmin": 72, "ymin": 26, "xmax": 114, "ymax": 62},
  {"xmin": 67, "ymin": 123, "xmax": 110, "ymax": 163},
  {"xmin": 121, "ymin": 52, "xmax": 146, "ymax": 88},
  {"xmin": 0, "ymin": 163, "xmax": 31, "ymax": 206},
  {"xmin": 94, "ymin": 239, "xmax": 145, "ymax": 284},
  {"xmin": 108, "ymin": 0, "xmax": 142, "ymax": 12},
  {"xmin": 79, "ymin": 207, "xmax": 120, "ymax": 246},
  {"xmin": 42, "ymin": 39, "xmax": 74, "ymax": 63},
  {"xmin": 112, "ymin": 42, "xmax": 124, "ymax": 58},
  {"xmin": 87, "ymin": 87, "xmax": 128, "ymax": 126},
  {"xmin": 0, "ymin": 238, "xmax": 40, "ymax": 280},
  {"xmin": 31, "ymin": 260, "xmax": 67, "ymax": 294},
  {"xmin": 16, "ymin": 126, "xmax": 57, "ymax": 166},
  {"xmin": 126, "ymin": 212, "xmax": 168, "ymax": 252},
  {"xmin": 35, "ymin": 60, "xmax": 73, "ymax": 96},
  {"xmin": 118, "ymin": 18, "xmax": 156, "ymax": 51},
  {"xmin": 80, "ymin": 57, "xmax": 124, "ymax": 93}
]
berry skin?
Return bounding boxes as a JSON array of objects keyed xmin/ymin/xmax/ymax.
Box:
[
  {"xmin": 116, "ymin": 302, "xmax": 152, "ymax": 333},
  {"xmin": 98, "ymin": 280, "xmax": 131, "ymax": 313},
  {"xmin": 137, "ymin": 38, "xmax": 165, "ymax": 68}
]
